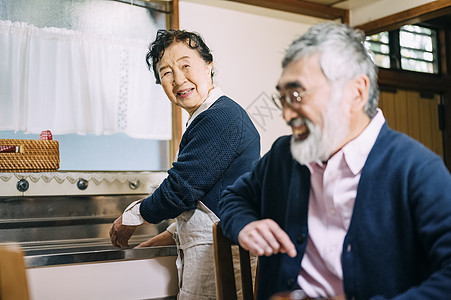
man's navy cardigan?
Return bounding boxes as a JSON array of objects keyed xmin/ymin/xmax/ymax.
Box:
[
  {"xmin": 140, "ymin": 96, "xmax": 260, "ymax": 222},
  {"xmin": 220, "ymin": 123, "xmax": 451, "ymax": 300}
]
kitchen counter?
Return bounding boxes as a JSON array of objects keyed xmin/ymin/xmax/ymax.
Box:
[
  {"xmin": 23, "ymin": 237, "xmax": 177, "ymax": 268},
  {"xmin": 0, "ymin": 171, "xmax": 179, "ymax": 299}
]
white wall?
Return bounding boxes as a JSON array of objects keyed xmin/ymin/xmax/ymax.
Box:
[{"xmin": 179, "ymin": 0, "xmax": 325, "ymax": 154}]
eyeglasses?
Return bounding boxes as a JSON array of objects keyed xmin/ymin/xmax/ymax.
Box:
[
  {"xmin": 271, "ymin": 90, "xmax": 306, "ymax": 110},
  {"xmin": 271, "ymin": 84, "xmax": 325, "ymax": 110}
]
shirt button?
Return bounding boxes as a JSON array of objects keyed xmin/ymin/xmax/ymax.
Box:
[
  {"xmin": 287, "ymin": 278, "xmax": 296, "ymax": 288},
  {"xmin": 296, "ymin": 233, "xmax": 306, "ymax": 244},
  {"xmin": 347, "ymin": 244, "xmax": 352, "ymax": 252}
]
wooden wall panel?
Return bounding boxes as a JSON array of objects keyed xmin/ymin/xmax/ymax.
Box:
[
  {"xmin": 405, "ymin": 90, "xmax": 421, "ymax": 141},
  {"xmin": 378, "ymin": 88, "xmax": 444, "ymax": 159},
  {"xmin": 430, "ymin": 94, "xmax": 444, "ymax": 157},
  {"xmin": 394, "ymin": 90, "xmax": 409, "ymax": 134},
  {"xmin": 379, "ymin": 90, "xmax": 397, "ymax": 129},
  {"xmin": 418, "ymin": 94, "xmax": 433, "ymax": 152}
]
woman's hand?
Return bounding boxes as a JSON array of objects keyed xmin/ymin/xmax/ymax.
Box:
[
  {"xmin": 109, "ymin": 215, "xmax": 137, "ymax": 248},
  {"xmin": 135, "ymin": 230, "xmax": 176, "ymax": 248},
  {"xmin": 238, "ymin": 219, "xmax": 297, "ymax": 257}
]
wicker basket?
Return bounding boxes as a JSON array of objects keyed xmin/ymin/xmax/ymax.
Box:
[{"xmin": 0, "ymin": 139, "xmax": 59, "ymax": 172}]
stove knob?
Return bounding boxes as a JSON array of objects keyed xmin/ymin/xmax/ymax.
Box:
[
  {"xmin": 129, "ymin": 180, "xmax": 140, "ymax": 190},
  {"xmin": 17, "ymin": 179, "xmax": 29, "ymax": 192},
  {"xmin": 77, "ymin": 178, "xmax": 88, "ymax": 190}
]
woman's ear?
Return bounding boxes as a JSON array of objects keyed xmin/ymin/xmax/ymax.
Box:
[{"xmin": 207, "ymin": 62, "xmax": 213, "ymax": 76}]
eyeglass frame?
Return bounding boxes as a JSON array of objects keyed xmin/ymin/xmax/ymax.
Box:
[{"xmin": 271, "ymin": 83, "xmax": 327, "ymax": 110}]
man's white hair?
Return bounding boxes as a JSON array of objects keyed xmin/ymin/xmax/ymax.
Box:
[{"xmin": 282, "ymin": 21, "xmax": 379, "ymax": 118}]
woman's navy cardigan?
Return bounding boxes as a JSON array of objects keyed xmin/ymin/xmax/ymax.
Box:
[{"xmin": 140, "ymin": 96, "xmax": 260, "ymax": 222}]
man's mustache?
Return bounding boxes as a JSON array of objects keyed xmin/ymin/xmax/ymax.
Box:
[{"xmin": 288, "ymin": 117, "xmax": 305, "ymax": 127}]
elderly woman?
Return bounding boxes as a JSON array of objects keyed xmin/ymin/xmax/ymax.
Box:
[{"xmin": 109, "ymin": 29, "xmax": 260, "ymax": 299}]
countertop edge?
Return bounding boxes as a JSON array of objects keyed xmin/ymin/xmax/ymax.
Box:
[{"xmin": 25, "ymin": 245, "xmax": 177, "ymax": 268}]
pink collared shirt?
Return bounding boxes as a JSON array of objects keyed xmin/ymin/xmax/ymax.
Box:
[{"xmin": 298, "ymin": 109, "xmax": 385, "ymax": 298}]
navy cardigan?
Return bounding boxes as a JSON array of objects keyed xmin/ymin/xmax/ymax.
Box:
[
  {"xmin": 140, "ymin": 96, "xmax": 260, "ymax": 222},
  {"xmin": 220, "ymin": 123, "xmax": 451, "ymax": 300}
]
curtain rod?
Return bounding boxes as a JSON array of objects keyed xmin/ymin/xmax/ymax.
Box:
[{"xmin": 111, "ymin": 0, "xmax": 172, "ymax": 14}]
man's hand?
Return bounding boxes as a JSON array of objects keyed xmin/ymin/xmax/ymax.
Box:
[
  {"xmin": 238, "ymin": 219, "xmax": 296, "ymax": 257},
  {"xmin": 109, "ymin": 215, "xmax": 138, "ymax": 248}
]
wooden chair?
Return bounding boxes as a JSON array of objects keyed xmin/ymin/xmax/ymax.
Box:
[
  {"xmin": 0, "ymin": 243, "xmax": 30, "ymax": 300},
  {"xmin": 213, "ymin": 221, "xmax": 256, "ymax": 300}
]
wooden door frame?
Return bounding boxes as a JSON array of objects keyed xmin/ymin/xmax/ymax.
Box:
[
  {"xmin": 166, "ymin": 0, "xmax": 182, "ymax": 163},
  {"xmin": 356, "ymin": 0, "xmax": 451, "ymax": 170}
]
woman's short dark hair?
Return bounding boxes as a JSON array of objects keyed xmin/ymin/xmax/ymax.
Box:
[{"xmin": 146, "ymin": 29, "xmax": 214, "ymax": 84}]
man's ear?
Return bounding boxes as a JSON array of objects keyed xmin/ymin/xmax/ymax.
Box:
[{"xmin": 350, "ymin": 74, "xmax": 370, "ymax": 113}]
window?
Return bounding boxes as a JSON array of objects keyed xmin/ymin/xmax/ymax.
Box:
[
  {"xmin": 0, "ymin": 0, "xmax": 172, "ymax": 171},
  {"xmin": 365, "ymin": 31, "xmax": 390, "ymax": 68},
  {"xmin": 400, "ymin": 25, "xmax": 438, "ymax": 73},
  {"xmin": 365, "ymin": 24, "xmax": 439, "ymax": 74}
]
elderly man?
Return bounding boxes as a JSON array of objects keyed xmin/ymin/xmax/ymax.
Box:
[{"xmin": 219, "ymin": 22, "xmax": 451, "ymax": 300}]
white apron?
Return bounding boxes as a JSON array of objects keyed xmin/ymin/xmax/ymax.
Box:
[{"xmin": 173, "ymin": 201, "xmax": 219, "ymax": 300}]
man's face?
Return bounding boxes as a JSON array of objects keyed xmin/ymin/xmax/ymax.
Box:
[{"xmin": 276, "ymin": 54, "xmax": 351, "ymax": 164}]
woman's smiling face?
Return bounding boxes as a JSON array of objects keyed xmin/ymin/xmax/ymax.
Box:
[{"xmin": 157, "ymin": 41, "xmax": 214, "ymax": 115}]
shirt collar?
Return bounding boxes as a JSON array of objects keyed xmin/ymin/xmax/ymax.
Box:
[
  {"xmin": 186, "ymin": 86, "xmax": 225, "ymax": 128},
  {"xmin": 342, "ymin": 108, "xmax": 385, "ymax": 175}
]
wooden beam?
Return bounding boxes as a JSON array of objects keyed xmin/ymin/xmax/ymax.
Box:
[
  {"xmin": 226, "ymin": 0, "xmax": 349, "ymax": 23},
  {"xmin": 378, "ymin": 69, "xmax": 451, "ymax": 93},
  {"xmin": 169, "ymin": 0, "xmax": 182, "ymax": 163},
  {"xmin": 356, "ymin": 0, "xmax": 451, "ymax": 35},
  {"xmin": 442, "ymin": 28, "xmax": 451, "ymax": 171},
  {"xmin": 444, "ymin": 92, "xmax": 451, "ymax": 171},
  {"xmin": 170, "ymin": 0, "xmax": 179, "ymax": 29}
]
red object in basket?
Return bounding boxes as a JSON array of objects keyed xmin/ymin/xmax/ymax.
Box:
[
  {"xmin": 0, "ymin": 145, "xmax": 17, "ymax": 153},
  {"xmin": 39, "ymin": 130, "xmax": 53, "ymax": 140}
]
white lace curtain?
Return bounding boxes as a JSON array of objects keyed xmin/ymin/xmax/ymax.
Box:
[{"xmin": 0, "ymin": 20, "xmax": 171, "ymax": 140}]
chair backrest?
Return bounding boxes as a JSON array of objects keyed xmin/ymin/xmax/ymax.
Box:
[
  {"xmin": 0, "ymin": 243, "xmax": 30, "ymax": 300},
  {"xmin": 213, "ymin": 221, "xmax": 256, "ymax": 300}
]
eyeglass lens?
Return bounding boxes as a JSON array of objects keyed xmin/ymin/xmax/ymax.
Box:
[{"xmin": 272, "ymin": 90, "xmax": 302, "ymax": 109}]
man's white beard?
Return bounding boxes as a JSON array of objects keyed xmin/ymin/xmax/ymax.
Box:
[{"xmin": 290, "ymin": 92, "xmax": 349, "ymax": 165}]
